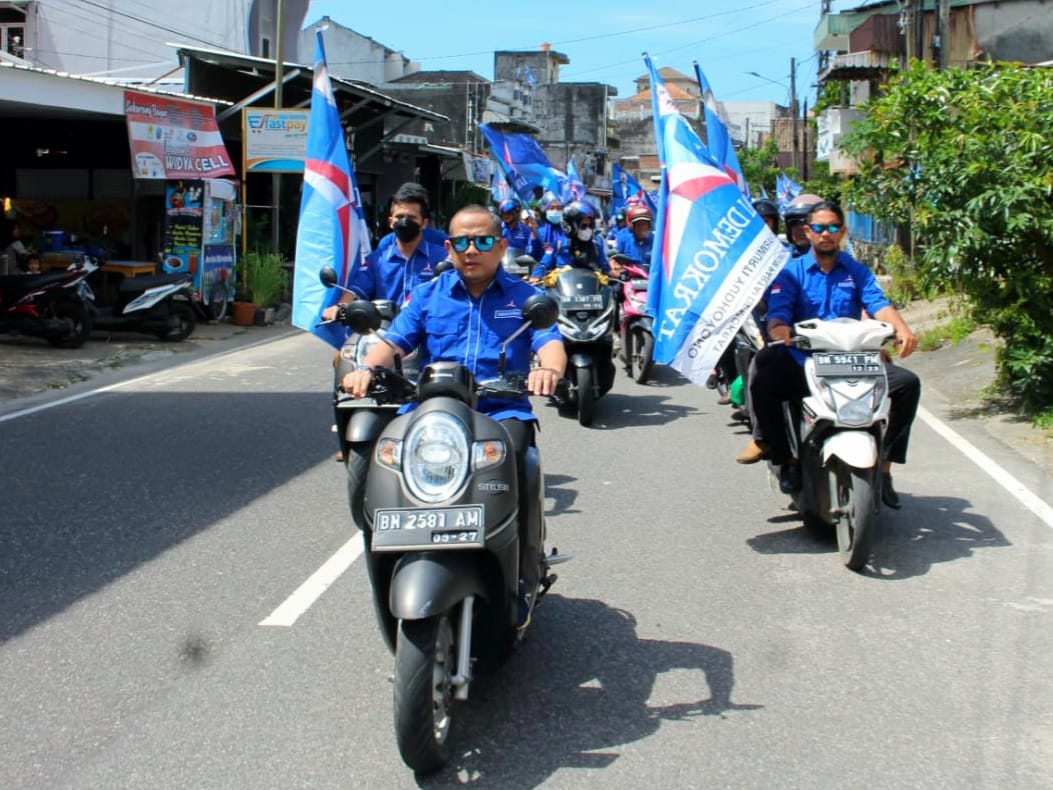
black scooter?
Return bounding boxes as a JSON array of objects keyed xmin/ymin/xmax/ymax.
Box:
[
  {"xmin": 544, "ymin": 266, "xmax": 618, "ymax": 426},
  {"xmin": 82, "ymin": 260, "xmax": 205, "ymax": 341},
  {"xmin": 0, "ymin": 265, "xmax": 94, "ymax": 347},
  {"xmin": 340, "ymin": 295, "xmax": 570, "ymax": 774}
]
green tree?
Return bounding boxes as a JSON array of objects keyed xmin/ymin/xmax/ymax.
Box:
[{"xmin": 841, "ymin": 61, "xmax": 1053, "ymax": 413}]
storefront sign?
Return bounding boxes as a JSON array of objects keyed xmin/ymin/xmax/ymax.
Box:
[
  {"xmin": 243, "ymin": 109, "xmax": 310, "ymax": 173},
  {"xmin": 163, "ymin": 180, "xmax": 204, "ymax": 274},
  {"xmin": 462, "ymin": 152, "xmax": 492, "ymax": 186},
  {"xmin": 124, "ymin": 90, "xmax": 236, "ymax": 180}
]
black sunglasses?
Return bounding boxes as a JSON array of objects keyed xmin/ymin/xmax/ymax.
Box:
[
  {"xmin": 809, "ymin": 223, "xmax": 842, "ymax": 234},
  {"xmin": 449, "ymin": 235, "xmax": 497, "ymax": 253}
]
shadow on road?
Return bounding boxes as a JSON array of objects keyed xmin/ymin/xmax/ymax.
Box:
[
  {"xmin": 418, "ymin": 596, "xmax": 762, "ymax": 789},
  {"xmin": 745, "ymin": 495, "xmax": 1009, "ymax": 579},
  {"xmin": 0, "ymin": 390, "xmax": 335, "ymax": 644}
]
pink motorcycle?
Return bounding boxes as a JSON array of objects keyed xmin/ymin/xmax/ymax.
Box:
[{"xmin": 611, "ymin": 253, "xmax": 655, "ymax": 383}]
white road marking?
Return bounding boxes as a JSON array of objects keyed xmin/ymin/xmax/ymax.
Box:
[
  {"xmin": 0, "ymin": 331, "xmax": 298, "ymax": 424},
  {"xmin": 917, "ymin": 405, "xmax": 1053, "ymax": 529},
  {"xmin": 259, "ymin": 535, "xmax": 364, "ymax": 627}
]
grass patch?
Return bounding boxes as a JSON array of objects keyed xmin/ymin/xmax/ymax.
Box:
[
  {"xmin": 1034, "ymin": 408, "xmax": 1053, "ymax": 431},
  {"xmin": 916, "ymin": 315, "xmax": 977, "ymax": 351}
]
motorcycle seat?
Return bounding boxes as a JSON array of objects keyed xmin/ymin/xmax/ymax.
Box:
[
  {"xmin": 117, "ymin": 273, "xmax": 190, "ymax": 292},
  {"xmin": 0, "ymin": 272, "xmax": 77, "ymax": 303}
]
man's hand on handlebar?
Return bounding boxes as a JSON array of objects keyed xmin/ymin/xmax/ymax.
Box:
[
  {"xmin": 527, "ymin": 366, "xmax": 562, "ymax": 397},
  {"xmin": 341, "ymin": 367, "xmax": 374, "ymax": 399},
  {"xmin": 322, "ymin": 303, "xmax": 346, "ymax": 322}
]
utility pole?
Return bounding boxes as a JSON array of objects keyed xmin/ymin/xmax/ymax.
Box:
[
  {"xmin": 801, "ymin": 98, "xmax": 809, "ymax": 181},
  {"xmin": 903, "ymin": 0, "xmax": 916, "ymax": 65},
  {"xmin": 790, "ymin": 57, "xmax": 799, "ymax": 173},
  {"xmin": 271, "ymin": 0, "xmax": 285, "ymax": 255},
  {"xmin": 936, "ymin": 0, "xmax": 951, "ymax": 69}
]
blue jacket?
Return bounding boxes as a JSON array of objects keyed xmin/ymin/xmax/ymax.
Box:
[
  {"xmin": 767, "ymin": 250, "xmax": 892, "ymax": 363},
  {"xmin": 385, "ymin": 268, "xmax": 564, "ymax": 421},
  {"xmin": 613, "ymin": 227, "xmax": 654, "ymax": 265},
  {"xmin": 537, "ymin": 222, "xmax": 566, "ymax": 256},
  {"xmin": 502, "ymin": 221, "xmax": 542, "ymax": 260},
  {"xmin": 351, "ymin": 237, "xmax": 449, "ymax": 304},
  {"xmin": 532, "ymin": 238, "xmax": 610, "ymax": 280}
]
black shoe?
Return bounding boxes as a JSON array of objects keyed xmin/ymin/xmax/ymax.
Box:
[
  {"xmin": 705, "ymin": 372, "xmax": 719, "ymax": 390},
  {"xmin": 779, "ymin": 462, "xmax": 801, "ymax": 495},
  {"xmin": 881, "ymin": 474, "xmax": 902, "ymax": 509}
]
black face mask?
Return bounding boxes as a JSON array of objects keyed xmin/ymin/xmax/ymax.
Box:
[{"xmin": 392, "ymin": 218, "xmax": 421, "ymax": 243}]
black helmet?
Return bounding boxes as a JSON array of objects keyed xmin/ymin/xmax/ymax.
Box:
[
  {"xmin": 751, "ymin": 199, "xmax": 779, "ymax": 221},
  {"xmin": 783, "ymin": 193, "xmax": 823, "ymax": 225},
  {"xmin": 560, "ymin": 201, "xmax": 597, "ymax": 235}
]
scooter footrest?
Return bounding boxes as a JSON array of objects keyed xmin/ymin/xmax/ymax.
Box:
[{"xmin": 546, "ymin": 552, "xmax": 574, "ymax": 566}]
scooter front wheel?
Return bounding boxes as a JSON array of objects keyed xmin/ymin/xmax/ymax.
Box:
[
  {"xmin": 576, "ymin": 365, "xmax": 595, "ymax": 427},
  {"xmin": 835, "ymin": 463, "xmax": 879, "ymax": 571},
  {"xmin": 47, "ymin": 302, "xmax": 92, "ymax": 348},
  {"xmin": 631, "ymin": 329, "xmax": 654, "ymax": 384},
  {"xmin": 394, "ymin": 614, "xmax": 457, "ymax": 774}
]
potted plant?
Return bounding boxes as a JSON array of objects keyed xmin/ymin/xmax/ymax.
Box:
[{"xmin": 233, "ymin": 249, "xmax": 286, "ymax": 325}]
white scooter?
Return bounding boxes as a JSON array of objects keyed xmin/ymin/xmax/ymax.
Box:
[{"xmin": 775, "ymin": 318, "xmax": 895, "ymax": 570}]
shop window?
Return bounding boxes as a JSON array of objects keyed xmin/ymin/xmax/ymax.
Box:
[{"xmin": 2, "ymin": 25, "xmax": 24, "ymax": 59}]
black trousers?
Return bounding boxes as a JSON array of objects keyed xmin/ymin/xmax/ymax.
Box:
[{"xmin": 749, "ymin": 345, "xmax": 921, "ymax": 466}]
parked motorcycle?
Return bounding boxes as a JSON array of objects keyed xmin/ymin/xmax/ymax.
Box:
[
  {"xmin": 0, "ymin": 263, "xmax": 93, "ymax": 347},
  {"xmin": 81, "ymin": 259, "xmax": 205, "ymax": 341},
  {"xmin": 773, "ymin": 318, "xmax": 895, "ymax": 570},
  {"xmin": 610, "ymin": 253, "xmax": 655, "ymax": 384},
  {"xmin": 543, "ymin": 266, "xmax": 618, "ymax": 426},
  {"xmin": 341, "ymin": 294, "xmax": 570, "ymax": 774}
]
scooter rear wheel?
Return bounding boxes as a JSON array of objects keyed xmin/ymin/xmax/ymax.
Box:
[
  {"xmin": 394, "ymin": 614, "xmax": 456, "ymax": 774},
  {"xmin": 835, "ymin": 463, "xmax": 879, "ymax": 571},
  {"xmin": 157, "ymin": 302, "xmax": 197, "ymax": 341}
]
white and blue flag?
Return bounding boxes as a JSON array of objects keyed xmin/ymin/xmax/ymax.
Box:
[
  {"xmin": 644, "ymin": 55, "xmax": 788, "ymax": 386},
  {"xmin": 292, "ymin": 31, "xmax": 369, "ymax": 349},
  {"xmin": 693, "ymin": 62, "xmax": 749, "ymax": 199}
]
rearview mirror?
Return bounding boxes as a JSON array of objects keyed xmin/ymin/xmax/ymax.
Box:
[
  {"xmin": 319, "ymin": 266, "xmax": 338, "ymax": 288},
  {"xmin": 341, "ymin": 300, "xmax": 382, "ymax": 333},
  {"xmin": 520, "ymin": 294, "xmax": 559, "ymax": 330}
]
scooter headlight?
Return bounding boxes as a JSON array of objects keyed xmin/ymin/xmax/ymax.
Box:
[
  {"xmin": 836, "ymin": 394, "xmax": 874, "ymax": 426},
  {"xmin": 403, "ymin": 413, "xmax": 470, "ymax": 503}
]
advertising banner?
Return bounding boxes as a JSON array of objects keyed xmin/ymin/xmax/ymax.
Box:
[
  {"xmin": 124, "ymin": 90, "xmax": 236, "ymax": 180},
  {"xmin": 243, "ymin": 108, "xmax": 310, "ymax": 173},
  {"xmin": 162, "ymin": 180, "xmax": 204, "ymax": 274}
]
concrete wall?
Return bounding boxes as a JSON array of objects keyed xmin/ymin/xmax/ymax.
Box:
[{"xmin": 299, "ymin": 18, "xmax": 419, "ymax": 84}]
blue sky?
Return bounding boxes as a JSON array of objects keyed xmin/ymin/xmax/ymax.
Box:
[{"xmin": 306, "ymin": 0, "xmax": 863, "ymax": 108}]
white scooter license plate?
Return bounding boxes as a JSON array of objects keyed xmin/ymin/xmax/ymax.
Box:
[
  {"xmin": 562, "ymin": 294, "xmax": 603, "ymax": 310},
  {"xmin": 812, "ymin": 351, "xmax": 883, "ymax": 376},
  {"xmin": 372, "ymin": 505, "xmax": 485, "ymax": 552}
]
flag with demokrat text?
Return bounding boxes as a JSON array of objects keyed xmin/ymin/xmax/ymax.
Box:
[
  {"xmin": 644, "ymin": 55, "xmax": 788, "ymax": 385},
  {"xmin": 491, "ymin": 163, "xmax": 513, "ymax": 205},
  {"xmin": 693, "ymin": 62, "xmax": 749, "ymax": 199},
  {"xmin": 292, "ymin": 31, "xmax": 369, "ymax": 349},
  {"xmin": 478, "ymin": 123, "xmax": 564, "ymax": 204}
]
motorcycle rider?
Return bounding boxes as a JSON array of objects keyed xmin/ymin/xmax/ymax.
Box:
[
  {"xmin": 606, "ymin": 210, "xmax": 627, "ymax": 242},
  {"xmin": 529, "ymin": 201, "xmax": 611, "ymax": 281},
  {"xmin": 343, "ymin": 204, "xmax": 567, "ymax": 625},
  {"xmin": 609, "ymin": 204, "xmax": 654, "ymax": 277},
  {"xmin": 736, "ymin": 201, "xmax": 920, "ymax": 508},
  {"xmin": 321, "ymin": 182, "xmax": 447, "ymax": 320},
  {"xmin": 498, "ymin": 197, "xmax": 542, "ymax": 260},
  {"xmin": 536, "ymin": 192, "xmax": 567, "ymax": 255},
  {"xmin": 707, "ymin": 198, "xmax": 786, "ymax": 404},
  {"xmin": 783, "ymin": 193, "xmax": 823, "ymax": 258}
]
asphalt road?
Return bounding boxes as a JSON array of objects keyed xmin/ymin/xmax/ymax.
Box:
[{"xmin": 1, "ymin": 333, "xmax": 1051, "ymax": 789}]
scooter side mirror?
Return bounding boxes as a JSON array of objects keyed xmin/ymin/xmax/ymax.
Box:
[
  {"xmin": 434, "ymin": 259, "xmax": 455, "ymax": 276},
  {"xmin": 520, "ymin": 294, "xmax": 559, "ymax": 330},
  {"xmin": 341, "ymin": 300, "xmax": 383, "ymax": 333},
  {"xmin": 319, "ymin": 266, "xmax": 339, "ymax": 288},
  {"xmin": 515, "ymin": 254, "xmax": 538, "ymax": 268}
]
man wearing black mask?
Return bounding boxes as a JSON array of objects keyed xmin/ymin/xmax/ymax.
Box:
[{"xmin": 322, "ymin": 183, "xmax": 447, "ymax": 319}]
